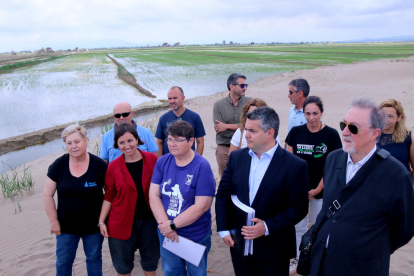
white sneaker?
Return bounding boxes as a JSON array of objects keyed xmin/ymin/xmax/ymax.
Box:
[{"xmin": 289, "ymin": 258, "xmax": 298, "ymax": 275}]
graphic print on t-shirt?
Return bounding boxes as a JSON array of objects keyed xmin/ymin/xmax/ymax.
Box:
[
  {"xmin": 297, "ymin": 143, "xmax": 327, "ymax": 158},
  {"xmin": 185, "ymin": 175, "xmax": 193, "ymax": 185},
  {"xmin": 162, "ymin": 179, "xmax": 184, "ymax": 217},
  {"xmin": 84, "ymin": 181, "xmax": 97, "ymax": 187}
]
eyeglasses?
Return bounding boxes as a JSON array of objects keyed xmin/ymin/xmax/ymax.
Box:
[
  {"xmin": 114, "ymin": 112, "xmax": 131, "ymax": 119},
  {"xmin": 289, "ymin": 90, "xmax": 296, "ymax": 95},
  {"xmin": 166, "ymin": 138, "xmax": 189, "ymax": 144},
  {"xmin": 235, "ymin": 83, "xmax": 248, "ymax": 89},
  {"xmin": 339, "ymin": 121, "xmax": 372, "ymax": 135}
]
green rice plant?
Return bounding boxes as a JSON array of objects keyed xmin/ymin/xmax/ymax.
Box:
[
  {"xmin": 99, "ymin": 124, "xmax": 113, "ymax": 135},
  {"xmin": 0, "ymin": 56, "xmax": 62, "ymax": 72},
  {"xmin": 0, "ymin": 163, "xmax": 35, "ymax": 212}
]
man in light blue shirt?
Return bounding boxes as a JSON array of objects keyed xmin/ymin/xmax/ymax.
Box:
[
  {"xmin": 99, "ymin": 102, "xmax": 158, "ymax": 163},
  {"xmin": 287, "ymin": 79, "xmax": 310, "ymax": 132}
]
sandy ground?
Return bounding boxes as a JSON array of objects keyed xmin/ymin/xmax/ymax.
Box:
[{"xmin": 1, "ymin": 56, "xmax": 414, "ymax": 276}]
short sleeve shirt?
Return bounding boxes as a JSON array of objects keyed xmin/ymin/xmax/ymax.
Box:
[
  {"xmin": 151, "ymin": 152, "xmax": 216, "ymax": 242},
  {"xmin": 47, "ymin": 153, "xmax": 107, "ymax": 235},
  {"xmin": 155, "ymin": 109, "xmax": 206, "ymax": 155},
  {"xmin": 99, "ymin": 124, "xmax": 158, "ymax": 162},
  {"xmin": 288, "ymin": 105, "xmax": 306, "ymax": 132},
  {"xmin": 286, "ymin": 124, "xmax": 342, "ymax": 198}
]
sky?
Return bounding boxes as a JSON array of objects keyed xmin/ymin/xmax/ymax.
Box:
[{"xmin": 0, "ymin": 0, "xmax": 413, "ymax": 52}]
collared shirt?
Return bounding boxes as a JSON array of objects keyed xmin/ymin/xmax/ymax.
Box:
[
  {"xmin": 218, "ymin": 143, "xmax": 279, "ymax": 251},
  {"xmin": 326, "ymin": 145, "xmax": 377, "ymax": 247},
  {"xmin": 288, "ymin": 105, "xmax": 306, "ymax": 132},
  {"xmin": 213, "ymin": 95, "xmax": 252, "ymax": 145},
  {"xmin": 346, "ymin": 145, "xmax": 377, "ymax": 184}
]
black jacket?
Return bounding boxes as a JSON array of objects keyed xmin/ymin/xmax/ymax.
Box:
[
  {"xmin": 216, "ymin": 146, "xmax": 309, "ymax": 262},
  {"xmin": 310, "ymin": 148, "xmax": 414, "ymax": 276}
]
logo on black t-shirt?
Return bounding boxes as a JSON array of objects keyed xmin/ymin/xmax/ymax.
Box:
[
  {"xmin": 84, "ymin": 181, "xmax": 97, "ymax": 187},
  {"xmin": 296, "ymin": 143, "xmax": 327, "ymax": 158}
]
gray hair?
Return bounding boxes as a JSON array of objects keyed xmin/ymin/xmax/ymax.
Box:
[
  {"xmin": 61, "ymin": 125, "xmax": 87, "ymax": 142},
  {"xmin": 227, "ymin": 73, "xmax": 246, "ymax": 91},
  {"xmin": 288, "ymin": 79, "xmax": 310, "ymax": 97},
  {"xmin": 349, "ymin": 96, "xmax": 385, "ymax": 140},
  {"xmin": 246, "ymin": 107, "xmax": 280, "ymax": 138}
]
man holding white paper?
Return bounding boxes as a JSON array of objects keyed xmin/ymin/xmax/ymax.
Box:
[{"xmin": 216, "ymin": 107, "xmax": 309, "ymax": 276}]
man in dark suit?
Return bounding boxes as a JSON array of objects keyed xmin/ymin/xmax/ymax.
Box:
[
  {"xmin": 216, "ymin": 106, "xmax": 309, "ymax": 275},
  {"xmin": 309, "ymin": 96, "xmax": 414, "ymax": 276}
]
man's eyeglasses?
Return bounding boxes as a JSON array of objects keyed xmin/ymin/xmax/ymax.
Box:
[
  {"xmin": 166, "ymin": 138, "xmax": 189, "ymax": 144},
  {"xmin": 339, "ymin": 121, "xmax": 372, "ymax": 135},
  {"xmin": 114, "ymin": 112, "xmax": 131, "ymax": 119},
  {"xmin": 289, "ymin": 90, "xmax": 296, "ymax": 95},
  {"xmin": 235, "ymin": 83, "xmax": 248, "ymax": 89}
]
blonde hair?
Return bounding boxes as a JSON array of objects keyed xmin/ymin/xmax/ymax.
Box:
[
  {"xmin": 61, "ymin": 125, "xmax": 88, "ymax": 142},
  {"xmin": 240, "ymin": 98, "xmax": 268, "ymax": 132},
  {"xmin": 379, "ymin": 99, "xmax": 408, "ymax": 143}
]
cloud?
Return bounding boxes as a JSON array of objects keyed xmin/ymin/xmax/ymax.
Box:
[{"xmin": 0, "ymin": 0, "xmax": 413, "ymax": 52}]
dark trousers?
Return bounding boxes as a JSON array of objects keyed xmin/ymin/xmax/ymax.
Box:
[{"xmin": 230, "ymin": 247, "xmax": 289, "ymax": 276}]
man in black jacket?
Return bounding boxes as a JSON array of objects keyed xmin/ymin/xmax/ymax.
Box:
[
  {"xmin": 216, "ymin": 107, "xmax": 309, "ymax": 275},
  {"xmin": 309, "ymin": 96, "xmax": 414, "ymax": 276}
]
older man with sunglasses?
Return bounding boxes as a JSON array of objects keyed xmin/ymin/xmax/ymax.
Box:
[
  {"xmin": 213, "ymin": 73, "xmax": 252, "ymax": 179},
  {"xmin": 99, "ymin": 102, "xmax": 158, "ymax": 163},
  {"xmin": 307, "ymin": 96, "xmax": 414, "ymax": 276}
]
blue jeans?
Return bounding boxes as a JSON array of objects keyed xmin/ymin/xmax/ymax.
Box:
[
  {"xmin": 158, "ymin": 229, "xmax": 212, "ymax": 276},
  {"xmin": 56, "ymin": 232, "xmax": 104, "ymax": 276}
]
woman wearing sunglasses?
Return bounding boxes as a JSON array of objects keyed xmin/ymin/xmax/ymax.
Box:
[
  {"xmin": 98, "ymin": 123, "xmax": 160, "ymax": 276},
  {"xmin": 377, "ymin": 99, "xmax": 414, "ymax": 182},
  {"xmin": 285, "ymin": 96, "xmax": 342, "ymax": 265},
  {"xmin": 43, "ymin": 125, "xmax": 107, "ymax": 276}
]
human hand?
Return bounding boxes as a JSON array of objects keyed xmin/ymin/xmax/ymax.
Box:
[
  {"xmin": 241, "ymin": 218, "xmax": 266, "ymax": 240},
  {"xmin": 99, "ymin": 224, "xmax": 109, "ymax": 238},
  {"xmin": 166, "ymin": 231, "xmax": 179, "ymax": 242},
  {"xmin": 309, "ymin": 189, "xmax": 319, "ymax": 200},
  {"xmin": 222, "ymin": 235, "xmax": 235, "ymax": 247},
  {"xmin": 215, "ymin": 120, "xmax": 227, "ymax": 133},
  {"xmin": 158, "ymin": 220, "xmax": 175, "ymax": 237},
  {"xmin": 50, "ymin": 220, "xmax": 61, "ymax": 235}
]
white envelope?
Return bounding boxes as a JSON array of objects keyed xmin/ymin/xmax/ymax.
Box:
[{"xmin": 162, "ymin": 236, "xmax": 207, "ymax": 267}]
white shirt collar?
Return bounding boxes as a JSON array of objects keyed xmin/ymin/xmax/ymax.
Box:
[
  {"xmin": 347, "ymin": 145, "xmax": 377, "ymax": 166},
  {"xmin": 248, "ymin": 141, "xmax": 279, "ymax": 159}
]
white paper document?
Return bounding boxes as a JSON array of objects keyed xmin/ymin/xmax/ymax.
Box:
[
  {"xmin": 162, "ymin": 235, "xmax": 206, "ymax": 267},
  {"xmin": 231, "ymin": 195, "xmax": 256, "ymax": 255}
]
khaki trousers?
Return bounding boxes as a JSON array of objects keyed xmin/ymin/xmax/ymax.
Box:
[{"xmin": 215, "ymin": 144, "xmax": 230, "ymax": 180}]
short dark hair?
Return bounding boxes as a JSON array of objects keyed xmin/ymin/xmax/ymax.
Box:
[
  {"xmin": 227, "ymin": 73, "xmax": 246, "ymax": 91},
  {"xmin": 246, "ymin": 106, "xmax": 280, "ymax": 138},
  {"xmin": 113, "ymin": 123, "xmax": 144, "ymax": 149},
  {"xmin": 166, "ymin": 121, "xmax": 194, "ymax": 139},
  {"xmin": 303, "ymin": 96, "xmax": 324, "ymax": 113},
  {"xmin": 288, "ymin": 79, "xmax": 310, "ymax": 97},
  {"xmin": 170, "ymin": 86, "xmax": 184, "ymax": 95}
]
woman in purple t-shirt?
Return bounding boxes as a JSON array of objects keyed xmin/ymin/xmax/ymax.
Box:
[{"xmin": 149, "ymin": 121, "xmax": 216, "ymax": 276}]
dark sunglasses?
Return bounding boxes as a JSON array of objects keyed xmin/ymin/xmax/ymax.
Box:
[
  {"xmin": 289, "ymin": 90, "xmax": 295, "ymax": 95},
  {"xmin": 235, "ymin": 83, "xmax": 248, "ymax": 89},
  {"xmin": 114, "ymin": 112, "xmax": 131, "ymax": 119},
  {"xmin": 339, "ymin": 121, "xmax": 372, "ymax": 135}
]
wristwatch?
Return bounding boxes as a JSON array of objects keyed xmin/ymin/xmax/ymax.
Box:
[{"xmin": 170, "ymin": 220, "xmax": 177, "ymax": 231}]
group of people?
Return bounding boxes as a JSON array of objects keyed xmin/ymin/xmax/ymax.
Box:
[{"xmin": 43, "ymin": 72, "xmax": 414, "ymax": 276}]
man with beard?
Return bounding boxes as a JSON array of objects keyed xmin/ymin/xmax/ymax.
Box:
[
  {"xmin": 308, "ymin": 96, "xmax": 414, "ymax": 276},
  {"xmin": 155, "ymin": 86, "xmax": 205, "ymax": 156}
]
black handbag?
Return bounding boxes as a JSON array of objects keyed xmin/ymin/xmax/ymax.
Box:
[{"xmin": 296, "ymin": 149, "xmax": 390, "ymax": 275}]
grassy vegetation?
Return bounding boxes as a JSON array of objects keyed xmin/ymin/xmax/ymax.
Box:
[
  {"xmin": 0, "ymin": 164, "xmax": 35, "ymax": 213},
  {"xmin": 0, "ymin": 55, "xmax": 63, "ymax": 72}
]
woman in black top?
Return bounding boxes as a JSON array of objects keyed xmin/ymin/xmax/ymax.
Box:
[
  {"xmin": 43, "ymin": 125, "xmax": 107, "ymax": 276},
  {"xmin": 377, "ymin": 99, "xmax": 414, "ymax": 183},
  {"xmin": 286, "ymin": 96, "xmax": 342, "ymax": 263}
]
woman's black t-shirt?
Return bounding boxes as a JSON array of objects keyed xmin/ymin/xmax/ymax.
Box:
[
  {"xmin": 286, "ymin": 124, "xmax": 342, "ymax": 199},
  {"xmin": 125, "ymin": 159, "xmax": 153, "ymax": 219},
  {"xmin": 47, "ymin": 153, "xmax": 107, "ymax": 235}
]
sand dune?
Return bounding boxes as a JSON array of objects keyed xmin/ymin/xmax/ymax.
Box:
[{"xmin": 0, "ymin": 56, "xmax": 413, "ymax": 275}]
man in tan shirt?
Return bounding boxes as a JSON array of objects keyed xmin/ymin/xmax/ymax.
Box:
[{"xmin": 213, "ymin": 73, "xmax": 252, "ymax": 179}]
